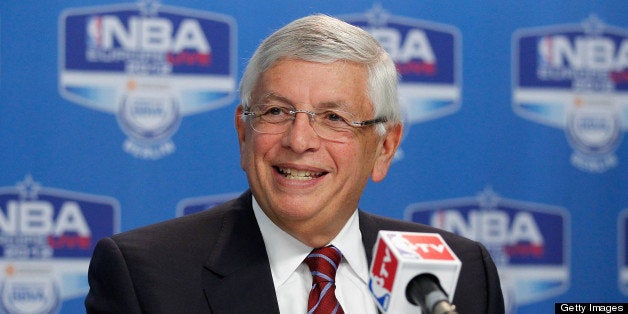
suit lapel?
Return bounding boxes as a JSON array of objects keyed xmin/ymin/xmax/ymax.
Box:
[
  {"xmin": 359, "ymin": 210, "xmax": 381, "ymax": 265},
  {"xmin": 201, "ymin": 192, "xmax": 280, "ymax": 313},
  {"xmin": 359, "ymin": 210, "xmax": 385, "ymax": 314}
]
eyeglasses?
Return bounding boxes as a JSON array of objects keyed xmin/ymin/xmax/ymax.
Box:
[{"xmin": 242, "ymin": 104, "xmax": 386, "ymax": 143}]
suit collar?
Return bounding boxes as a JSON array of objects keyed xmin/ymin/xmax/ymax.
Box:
[
  {"xmin": 201, "ymin": 191, "xmax": 281, "ymax": 313},
  {"xmin": 202, "ymin": 191, "xmax": 260, "ymax": 275},
  {"xmin": 200, "ymin": 192, "xmax": 384, "ymax": 313},
  {"xmin": 358, "ymin": 210, "xmax": 381, "ymax": 264}
]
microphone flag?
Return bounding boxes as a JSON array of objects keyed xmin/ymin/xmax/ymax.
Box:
[{"xmin": 368, "ymin": 231, "xmax": 462, "ymax": 313}]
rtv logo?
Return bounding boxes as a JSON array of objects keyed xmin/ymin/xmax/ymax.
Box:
[
  {"xmin": 372, "ymin": 241, "xmax": 397, "ymax": 292},
  {"xmin": 405, "ymin": 188, "xmax": 570, "ymax": 312},
  {"xmin": 369, "ymin": 238, "xmax": 398, "ymax": 311},
  {"xmin": 396, "ymin": 234, "xmax": 456, "ymax": 260}
]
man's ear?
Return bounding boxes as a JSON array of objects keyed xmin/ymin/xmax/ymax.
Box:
[
  {"xmin": 371, "ymin": 123, "xmax": 403, "ymax": 182},
  {"xmin": 235, "ymin": 105, "xmax": 246, "ymax": 143},
  {"xmin": 234, "ymin": 105, "xmax": 247, "ymax": 170}
]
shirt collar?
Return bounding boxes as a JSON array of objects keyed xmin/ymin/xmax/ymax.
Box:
[{"xmin": 251, "ymin": 196, "xmax": 369, "ymax": 288}]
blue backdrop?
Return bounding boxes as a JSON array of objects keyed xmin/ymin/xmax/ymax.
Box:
[{"xmin": 1, "ymin": 0, "xmax": 626, "ymax": 313}]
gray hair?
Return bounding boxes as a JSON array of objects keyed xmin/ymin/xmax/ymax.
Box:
[{"xmin": 239, "ymin": 14, "xmax": 401, "ymax": 135}]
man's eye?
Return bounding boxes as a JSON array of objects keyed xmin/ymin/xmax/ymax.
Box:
[
  {"xmin": 324, "ymin": 112, "xmax": 346, "ymax": 122},
  {"xmin": 265, "ymin": 107, "xmax": 287, "ymax": 116}
]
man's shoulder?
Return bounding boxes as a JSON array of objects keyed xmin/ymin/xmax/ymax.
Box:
[
  {"xmin": 109, "ymin": 192, "xmax": 251, "ymax": 247},
  {"xmin": 88, "ymin": 192, "xmax": 258, "ymax": 276}
]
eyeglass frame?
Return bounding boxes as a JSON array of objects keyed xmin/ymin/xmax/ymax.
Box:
[{"xmin": 240, "ymin": 105, "xmax": 387, "ymax": 140}]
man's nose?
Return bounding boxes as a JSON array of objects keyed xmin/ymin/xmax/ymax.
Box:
[{"xmin": 283, "ymin": 111, "xmax": 321, "ymax": 152}]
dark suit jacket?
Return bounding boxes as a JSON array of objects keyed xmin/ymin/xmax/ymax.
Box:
[{"xmin": 85, "ymin": 191, "xmax": 504, "ymax": 313}]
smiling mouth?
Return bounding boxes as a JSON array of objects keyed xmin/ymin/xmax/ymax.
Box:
[{"xmin": 276, "ymin": 167, "xmax": 325, "ymax": 180}]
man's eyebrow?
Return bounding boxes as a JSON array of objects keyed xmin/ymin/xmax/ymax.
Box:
[
  {"xmin": 258, "ymin": 91, "xmax": 293, "ymax": 105},
  {"xmin": 258, "ymin": 91, "xmax": 350, "ymax": 110},
  {"xmin": 316, "ymin": 101, "xmax": 347, "ymax": 110}
]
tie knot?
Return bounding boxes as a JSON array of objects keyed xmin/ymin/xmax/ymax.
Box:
[{"xmin": 305, "ymin": 245, "xmax": 342, "ymax": 284}]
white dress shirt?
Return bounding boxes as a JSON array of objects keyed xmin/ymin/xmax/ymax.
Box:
[{"xmin": 252, "ymin": 197, "xmax": 378, "ymax": 314}]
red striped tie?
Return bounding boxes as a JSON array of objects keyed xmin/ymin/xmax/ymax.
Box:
[{"xmin": 305, "ymin": 245, "xmax": 344, "ymax": 314}]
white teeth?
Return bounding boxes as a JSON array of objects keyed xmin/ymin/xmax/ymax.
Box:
[{"xmin": 278, "ymin": 168, "xmax": 322, "ymax": 180}]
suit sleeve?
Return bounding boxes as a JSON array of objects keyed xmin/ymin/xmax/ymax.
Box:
[
  {"xmin": 85, "ymin": 237, "xmax": 143, "ymax": 314},
  {"xmin": 450, "ymin": 239, "xmax": 505, "ymax": 314},
  {"xmin": 478, "ymin": 242, "xmax": 505, "ymax": 314}
]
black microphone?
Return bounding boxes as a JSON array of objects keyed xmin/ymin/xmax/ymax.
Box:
[{"xmin": 406, "ymin": 274, "xmax": 458, "ymax": 314}]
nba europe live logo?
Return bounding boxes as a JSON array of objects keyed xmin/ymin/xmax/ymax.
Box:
[
  {"xmin": 0, "ymin": 176, "xmax": 118, "ymax": 314},
  {"xmin": 513, "ymin": 15, "xmax": 628, "ymax": 173},
  {"xmin": 406, "ymin": 187, "xmax": 570, "ymax": 314},
  {"xmin": 342, "ymin": 4, "xmax": 461, "ymax": 160},
  {"xmin": 59, "ymin": 0, "xmax": 236, "ymax": 159}
]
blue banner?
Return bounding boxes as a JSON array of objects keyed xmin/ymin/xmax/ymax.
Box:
[{"xmin": 0, "ymin": 1, "xmax": 626, "ymax": 313}]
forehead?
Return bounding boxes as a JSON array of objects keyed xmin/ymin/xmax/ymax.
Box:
[{"xmin": 254, "ymin": 59, "xmax": 372, "ymax": 112}]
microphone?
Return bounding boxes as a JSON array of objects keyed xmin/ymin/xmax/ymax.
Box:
[
  {"xmin": 406, "ymin": 274, "xmax": 457, "ymax": 314},
  {"xmin": 368, "ymin": 231, "xmax": 461, "ymax": 314}
]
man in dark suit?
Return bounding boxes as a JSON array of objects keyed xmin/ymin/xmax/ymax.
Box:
[{"xmin": 86, "ymin": 14, "xmax": 504, "ymax": 313}]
